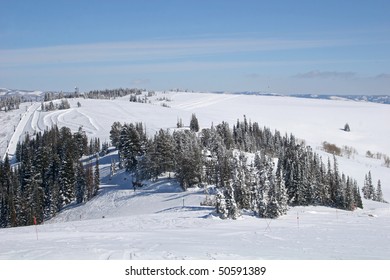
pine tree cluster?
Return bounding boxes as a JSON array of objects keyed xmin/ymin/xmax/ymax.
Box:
[
  {"xmin": 0, "ymin": 96, "xmax": 21, "ymax": 112},
  {"xmin": 0, "ymin": 126, "xmax": 100, "ymax": 228},
  {"xmin": 42, "ymin": 88, "xmax": 147, "ymax": 103},
  {"xmin": 362, "ymin": 171, "xmax": 386, "ymax": 203},
  {"xmin": 85, "ymin": 88, "xmax": 145, "ymax": 99},
  {"xmin": 112, "ymin": 116, "xmax": 364, "ymax": 220},
  {"xmin": 41, "ymin": 99, "xmax": 70, "ymax": 112}
]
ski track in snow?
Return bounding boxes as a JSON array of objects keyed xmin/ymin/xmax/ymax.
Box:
[
  {"xmin": 3, "ymin": 102, "xmax": 40, "ymax": 159},
  {"xmin": 173, "ymin": 93, "xmax": 239, "ymax": 110},
  {"xmin": 1, "ymin": 92, "xmax": 390, "ymax": 259}
]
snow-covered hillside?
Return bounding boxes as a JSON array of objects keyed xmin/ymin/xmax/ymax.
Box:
[
  {"xmin": 1, "ymin": 91, "xmax": 389, "ymax": 259},
  {"xmin": 0, "ymin": 88, "xmax": 43, "ymax": 99},
  {"xmin": 4, "ymin": 91, "xmax": 389, "ymax": 195},
  {"xmin": 1, "ymin": 150, "xmax": 390, "ymax": 260}
]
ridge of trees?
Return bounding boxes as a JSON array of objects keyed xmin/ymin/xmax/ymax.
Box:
[
  {"xmin": 111, "ymin": 115, "xmax": 365, "ymax": 220},
  {"xmin": 43, "ymin": 88, "xmax": 148, "ymax": 101}
]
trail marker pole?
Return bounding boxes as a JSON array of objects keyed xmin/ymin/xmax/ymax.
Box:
[{"xmin": 33, "ymin": 216, "xmax": 38, "ymax": 240}]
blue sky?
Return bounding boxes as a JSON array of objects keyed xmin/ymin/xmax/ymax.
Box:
[{"xmin": 1, "ymin": 0, "xmax": 389, "ymax": 94}]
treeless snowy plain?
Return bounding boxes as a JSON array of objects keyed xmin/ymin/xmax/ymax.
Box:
[{"xmin": 1, "ymin": 92, "xmax": 389, "ymax": 260}]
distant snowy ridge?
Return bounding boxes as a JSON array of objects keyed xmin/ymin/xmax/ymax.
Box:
[
  {"xmin": 289, "ymin": 93, "xmax": 390, "ymax": 105},
  {"xmin": 224, "ymin": 91, "xmax": 390, "ymax": 105},
  {"xmin": 0, "ymin": 88, "xmax": 43, "ymax": 99},
  {"xmin": 2, "ymin": 87, "xmax": 390, "ymax": 104}
]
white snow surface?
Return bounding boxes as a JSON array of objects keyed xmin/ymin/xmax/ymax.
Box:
[{"xmin": 1, "ymin": 91, "xmax": 390, "ymax": 259}]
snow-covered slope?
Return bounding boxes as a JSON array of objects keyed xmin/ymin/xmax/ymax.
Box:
[
  {"xmin": 0, "ymin": 88, "xmax": 43, "ymax": 98},
  {"xmin": 5, "ymin": 91, "xmax": 388, "ymax": 194},
  {"xmin": 1, "ymin": 151, "xmax": 390, "ymax": 260},
  {"xmin": 1, "ymin": 166, "xmax": 390, "ymax": 259},
  {"xmin": 0, "ymin": 102, "xmax": 35, "ymax": 159},
  {"xmin": 1, "ymin": 91, "xmax": 389, "ymax": 259}
]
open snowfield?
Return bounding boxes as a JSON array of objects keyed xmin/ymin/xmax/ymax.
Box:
[{"xmin": 1, "ymin": 91, "xmax": 390, "ymax": 260}]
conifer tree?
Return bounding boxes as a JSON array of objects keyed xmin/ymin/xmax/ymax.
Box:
[
  {"xmin": 75, "ymin": 161, "xmax": 86, "ymax": 204},
  {"xmin": 226, "ymin": 183, "xmax": 240, "ymax": 219},
  {"xmin": 363, "ymin": 171, "xmax": 375, "ymax": 200},
  {"xmin": 74, "ymin": 127, "xmax": 88, "ymax": 158},
  {"xmin": 173, "ymin": 130, "xmax": 203, "ymax": 189},
  {"xmin": 275, "ymin": 162, "xmax": 288, "ymax": 215},
  {"xmin": 353, "ymin": 180, "xmax": 363, "ymax": 209},
  {"xmin": 94, "ymin": 156, "xmax": 100, "ymax": 196},
  {"xmin": 59, "ymin": 150, "xmax": 75, "ymax": 206},
  {"xmin": 154, "ymin": 129, "xmax": 175, "ymax": 175},
  {"xmin": 190, "ymin": 113, "xmax": 199, "ymax": 132},
  {"xmin": 376, "ymin": 180, "xmax": 383, "ymax": 202},
  {"xmin": 362, "ymin": 174, "xmax": 369, "ymax": 199},
  {"xmin": 344, "ymin": 177, "xmax": 355, "ymax": 210},
  {"xmin": 216, "ymin": 190, "xmax": 228, "ymax": 219},
  {"xmin": 119, "ymin": 123, "xmax": 143, "ymax": 172}
]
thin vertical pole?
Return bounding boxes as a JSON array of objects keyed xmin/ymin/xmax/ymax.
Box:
[{"xmin": 33, "ymin": 216, "xmax": 38, "ymax": 240}]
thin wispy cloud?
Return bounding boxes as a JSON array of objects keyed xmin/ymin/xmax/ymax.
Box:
[
  {"xmin": 294, "ymin": 70, "xmax": 357, "ymax": 79},
  {"xmin": 375, "ymin": 73, "xmax": 390, "ymax": 79},
  {"xmin": 0, "ymin": 37, "xmax": 347, "ymax": 67},
  {"xmin": 131, "ymin": 79, "xmax": 151, "ymax": 85}
]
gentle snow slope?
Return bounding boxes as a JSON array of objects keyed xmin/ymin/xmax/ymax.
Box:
[
  {"xmin": 1, "ymin": 169, "xmax": 390, "ymax": 259},
  {"xmin": 1, "ymin": 151, "xmax": 390, "ymax": 260},
  {"xmin": 0, "ymin": 92, "xmax": 389, "ymax": 259},
  {"xmin": 5, "ymin": 92, "xmax": 389, "ymax": 196}
]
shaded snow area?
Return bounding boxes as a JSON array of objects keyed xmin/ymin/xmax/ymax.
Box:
[{"xmin": 1, "ymin": 92, "xmax": 390, "ymax": 259}]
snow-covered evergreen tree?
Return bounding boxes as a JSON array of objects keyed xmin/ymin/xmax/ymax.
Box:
[
  {"xmin": 275, "ymin": 161, "xmax": 288, "ymax": 215},
  {"xmin": 375, "ymin": 180, "xmax": 384, "ymax": 202},
  {"xmin": 59, "ymin": 151, "xmax": 75, "ymax": 206},
  {"xmin": 353, "ymin": 180, "xmax": 363, "ymax": 209},
  {"xmin": 75, "ymin": 161, "xmax": 86, "ymax": 204},
  {"xmin": 363, "ymin": 171, "xmax": 375, "ymax": 200},
  {"xmin": 119, "ymin": 123, "xmax": 143, "ymax": 172},
  {"xmin": 94, "ymin": 156, "xmax": 100, "ymax": 196},
  {"xmin": 154, "ymin": 129, "xmax": 175, "ymax": 175},
  {"xmin": 190, "ymin": 113, "xmax": 199, "ymax": 132},
  {"xmin": 173, "ymin": 130, "xmax": 203, "ymax": 189},
  {"xmin": 344, "ymin": 177, "xmax": 355, "ymax": 210},
  {"xmin": 216, "ymin": 190, "xmax": 228, "ymax": 219},
  {"xmin": 110, "ymin": 121, "xmax": 122, "ymax": 149}
]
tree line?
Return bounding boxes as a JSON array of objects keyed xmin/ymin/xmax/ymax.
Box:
[
  {"xmin": 110, "ymin": 115, "xmax": 364, "ymax": 219},
  {"xmin": 0, "ymin": 96, "xmax": 21, "ymax": 112},
  {"xmin": 44, "ymin": 88, "xmax": 147, "ymax": 102},
  {"xmin": 0, "ymin": 126, "xmax": 100, "ymax": 228}
]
